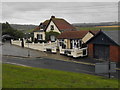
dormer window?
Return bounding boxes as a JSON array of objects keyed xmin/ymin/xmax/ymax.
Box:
[{"xmin": 51, "ymin": 25, "xmax": 54, "ymax": 30}]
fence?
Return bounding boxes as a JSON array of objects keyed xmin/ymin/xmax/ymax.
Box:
[
  {"xmin": 11, "ymin": 39, "xmax": 21, "ymax": 46},
  {"xmin": 11, "ymin": 39, "xmax": 57, "ymax": 52},
  {"xmin": 59, "ymin": 46, "xmax": 88, "ymax": 58}
]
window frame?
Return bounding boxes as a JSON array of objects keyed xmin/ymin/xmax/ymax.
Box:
[{"xmin": 50, "ymin": 25, "xmax": 54, "ymax": 30}]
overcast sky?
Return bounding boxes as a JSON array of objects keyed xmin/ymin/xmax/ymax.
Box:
[{"xmin": 2, "ymin": 2, "xmax": 118, "ymax": 25}]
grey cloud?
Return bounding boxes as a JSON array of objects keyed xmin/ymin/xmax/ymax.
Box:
[{"xmin": 2, "ymin": 2, "xmax": 118, "ymax": 25}]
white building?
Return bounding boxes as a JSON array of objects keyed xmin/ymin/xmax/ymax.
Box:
[
  {"xmin": 57, "ymin": 30, "xmax": 99, "ymax": 58},
  {"xmin": 33, "ymin": 16, "xmax": 76, "ymax": 42}
]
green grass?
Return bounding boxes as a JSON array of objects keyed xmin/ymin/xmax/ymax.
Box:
[
  {"xmin": 76, "ymin": 27, "xmax": 119, "ymax": 31},
  {"xmin": 2, "ymin": 64, "xmax": 119, "ymax": 88}
]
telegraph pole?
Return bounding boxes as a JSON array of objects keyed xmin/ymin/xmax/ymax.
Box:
[{"xmin": 25, "ymin": 33, "xmax": 30, "ymax": 57}]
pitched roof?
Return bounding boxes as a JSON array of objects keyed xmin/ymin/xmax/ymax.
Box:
[
  {"xmin": 33, "ymin": 16, "xmax": 76, "ymax": 32},
  {"xmin": 90, "ymin": 30, "xmax": 100, "ymax": 35},
  {"xmin": 103, "ymin": 30, "xmax": 119, "ymax": 46},
  {"xmin": 87, "ymin": 30, "xmax": 120, "ymax": 46},
  {"xmin": 43, "ymin": 16, "xmax": 76, "ymax": 31},
  {"xmin": 57, "ymin": 30, "xmax": 100, "ymax": 39},
  {"xmin": 33, "ymin": 26, "xmax": 40, "ymax": 32},
  {"xmin": 51, "ymin": 18, "xmax": 76, "ymax": 31},
  {"xmin": 43, "ymin": 20, "xmax": 49, "ymax": 26},
  {"xmin": 33, "ymin": 20, "xmax": 49, "ymax": 32},
  {"xmin": 57, "ymin": 30, "xmax": 91, "ymax": 39}
]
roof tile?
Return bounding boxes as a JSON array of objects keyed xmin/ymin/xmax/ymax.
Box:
[{"xmin": 57, "ymin": 30, "xmax": 99, "ymax": 39}]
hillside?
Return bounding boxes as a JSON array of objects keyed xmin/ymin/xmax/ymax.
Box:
[
  {"xmin": 72, "ymin": 22, "xmax": 119, "ymax": 31},
  {"xmin": 0, "ymin": 23, "xmax": 37, "ymax": 33},
  {"xmin": 10, "ymin": 24, "xmax": 37, "ymax": 32},
  {"xmin": 1, "ymin": 22, "xmax": 119, "ymax": 33},
  {"xmin": 72, "ymin": 22, "xmax": 119, "ymax": 27}
]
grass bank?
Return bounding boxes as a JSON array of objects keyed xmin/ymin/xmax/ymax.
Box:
[{"xmin": 2, "ymin": 64, "xmax": 119, "ymax": 88}]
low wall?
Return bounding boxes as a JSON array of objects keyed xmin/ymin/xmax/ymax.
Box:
[
  {"xmin": 11, "ymin": 39, "xmax": 21, "ymax": 46},
  {"xmin": 24, "ymin": 43, "xmax": 44, "ymax": 51},
  {"xmin": 11, "ymin": 39, "xmax": 57, "ymax": 52}
]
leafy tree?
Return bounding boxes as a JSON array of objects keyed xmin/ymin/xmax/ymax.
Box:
[{"xmin": 2, "ymin": 22, "xmax": 24, "ymax": 39}]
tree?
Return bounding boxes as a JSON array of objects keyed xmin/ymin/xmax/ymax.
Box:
[{"xmin": 2, "ymin": 22, "xmax": 24, "ymax": 39}]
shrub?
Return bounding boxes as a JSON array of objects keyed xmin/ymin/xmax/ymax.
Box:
[{"xmin": 45, "ymin": 31, "xmax": 60, "ymax": 41}]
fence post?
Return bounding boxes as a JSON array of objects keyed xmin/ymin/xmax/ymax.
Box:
[
  {"xmin": 42, "ymin": 42, "xmax": 44, "ymax": 46},
  {"xmin": 29, "ymin": 37, "xmax": 32, "ymax": 41},
  {"xmin": 11, "ymin": 39, "xmax": 13, "ymax": 44},
  {"xmin": 21, "ymin": 38, "xmax": 24, "ymax": 47},
  {"xmin": 32, "ymin": 42, "xmax": 34, "ymax": 44},
  {"xmin": 108, "ymin": 59, "xmax": 111, "ymax": 78}
]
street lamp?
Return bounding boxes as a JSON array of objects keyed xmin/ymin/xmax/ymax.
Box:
[{"xmin": 25, "ymin": 33, "xmax": 30, "ymax": 57}]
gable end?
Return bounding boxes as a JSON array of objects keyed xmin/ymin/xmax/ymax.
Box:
[{"xmin": 87, "ymin": 31, "xmax": 119, "ymax": 46}]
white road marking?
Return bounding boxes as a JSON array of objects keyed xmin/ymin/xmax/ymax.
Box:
[{"xmin": 4, "ymin": 62, "xmax": 31, "ymax": 67}]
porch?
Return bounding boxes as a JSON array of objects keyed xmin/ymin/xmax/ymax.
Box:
[
  {"xmin": 58, "ymin": 39, "xmax": 88, "ymax": 58},
  {"xmin": 59, "ymin": 47, "xmax": 87, "ymax": 58}
]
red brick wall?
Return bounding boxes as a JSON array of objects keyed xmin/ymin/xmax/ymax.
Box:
[
  {"xmin": 88, "ymin": 44, "xmax": 93, "ymax": 57},
  {"xmin": 110, "ymin": 45, "xmax": 120, "ymax": 62}
]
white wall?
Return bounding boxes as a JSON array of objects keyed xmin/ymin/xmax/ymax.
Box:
[
  {"xmin": 11, "ymin": 39, "xmax": 57, "ymax": 52},
  {"xmin": 46, "ymin": 21, "xmax": 61, "ymax": 33},
  {"xmin": 24, "ymin": 43, "xmax": 45, "ymax": 51},
  {"xmin": 11, "ymin": 39, "xmax": 21, "ymax": 46},
  {"xmin": 34, "ymin": 31, "xmax": 45, "ymax": 40},
  {"xmin": 82, "ymin": 32, "xmax": 94, "ymax": 43}
]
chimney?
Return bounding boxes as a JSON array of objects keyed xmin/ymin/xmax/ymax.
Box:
[
  {"xmin": 39, "ymin": 23, "xmax": 43, "ymax": 26},
  {"xmin": 51, "ymin": 16, "xmax": 55, "ymax": 18}
]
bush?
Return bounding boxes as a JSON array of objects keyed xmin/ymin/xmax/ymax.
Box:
[
  {"xmin": 2, "ymin": 22, "xmax": 24, "ymax": 39},
  {"xmin": 45, "ymin": 31, "xmax": 60, "ymax": 41}
]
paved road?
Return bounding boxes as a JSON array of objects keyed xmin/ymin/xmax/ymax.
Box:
[{"xmin": 3, "ymin": 56, "xmax": 119, "ymax": 79}]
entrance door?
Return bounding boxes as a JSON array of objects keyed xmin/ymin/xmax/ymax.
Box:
[
  {"xmin": 50, "ymin": 35, "xmax": 55, "ymax": 42},
  {"xmin": 94, "ymin": 44, "xmax": 109, "ymax": 60}
]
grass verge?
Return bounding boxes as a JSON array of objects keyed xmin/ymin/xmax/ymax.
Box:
[{"xmin": 2, "ymin": 64, "xmax": 119, "ymax": 88}]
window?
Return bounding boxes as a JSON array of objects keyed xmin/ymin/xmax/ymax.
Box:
[
  {"xmin": 37, "ymin": 34, "xmax": 43, "ymax": 40},
  {"xmin": 51, "ymin": 25, "xmax": 54, "ymax": 30},
  {"xmin": 59, "ymin": 39, "xmax": 64, "ymax": 46},
  {"xmin": 79, "ymin": 40, "xmax": 82, "ymax": 48}
]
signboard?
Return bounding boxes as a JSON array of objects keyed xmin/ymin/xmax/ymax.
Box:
[{"xmin": 95, "ymin": 62, "xmax": 116, "ymax": 73}]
